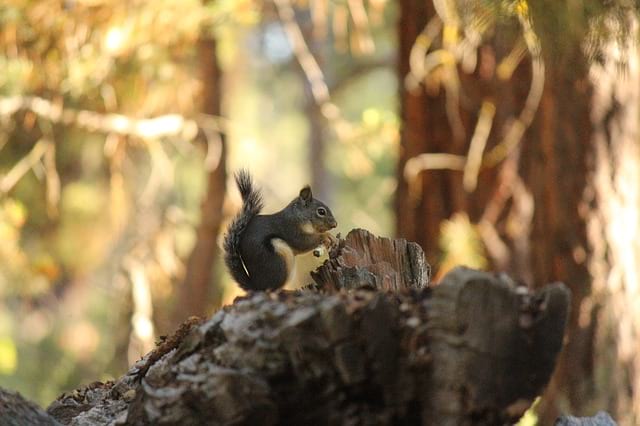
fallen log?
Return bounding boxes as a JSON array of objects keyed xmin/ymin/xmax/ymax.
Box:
[{"xmin": 3, "ymin": 230, "xmax": 571, "ymax": 425}]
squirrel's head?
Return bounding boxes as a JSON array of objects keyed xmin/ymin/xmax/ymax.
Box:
[{"xmin": 288, "ymin": 185, "xmax": 337, "ymax": 233}]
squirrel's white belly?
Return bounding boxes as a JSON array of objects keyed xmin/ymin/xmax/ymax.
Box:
[{"xmin": 271, "ymin": 238, "xmax": 296, "ymax": 286}]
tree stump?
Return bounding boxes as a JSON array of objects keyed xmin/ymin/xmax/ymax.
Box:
[
  {"xmin": 2, "ymin": 230, "xmax": 571, "ymax": 425},
  {"xmin": 311, "ymin": 229, "xmax": 430, "ymax": 291}
]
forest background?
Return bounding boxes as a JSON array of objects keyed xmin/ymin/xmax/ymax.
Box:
[{"xmin": 1, "ymin": 1, "xmax": 639, "ymax": 424}]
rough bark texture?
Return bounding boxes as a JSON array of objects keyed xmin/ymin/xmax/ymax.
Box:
[
  {"xmin": 45, "ymin": 272, "xmax": 569, "ymax": 425},
  {"xmin": 27, "ymin": 231, "xmax": 569, "ymax": 425},
  {"xmin": 0, "ymin": 232, "xmax": 569, "ymax": 424},
  {"xmin": 0, "ymin": 389, "xmax": 60, "ymax": 426},
  {"xmin": 555, "ymin": 412, "xmax": 617, "ymax": 426},
  {"xmin": 311, "ymin": 229, "xmax": 430, "ymax": 291},
  {"xmin": 176, "ymin": 35, "xmax": 227, "ymax": 322}
]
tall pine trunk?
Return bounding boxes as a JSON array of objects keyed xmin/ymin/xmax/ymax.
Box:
[
  {"xmin": 176, "ymin": 36, "xmax": 227, "ymax": 322},
  {"xmin": 397, "ymin": 2, "xmax": 640, "ymax": 422},
  {"xmin": 584, "ymin": 17, "xmax": 640, "ymax": 424}
]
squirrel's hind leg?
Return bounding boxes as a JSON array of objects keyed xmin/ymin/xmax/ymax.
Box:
[{"xmin": 240, "ymin": 238, "xmax": 294, "ymax": 290}]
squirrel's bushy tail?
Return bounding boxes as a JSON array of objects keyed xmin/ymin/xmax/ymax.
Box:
[{"xmin": 223, "ymin": 170, "xmax": 263, "ymax": 290}]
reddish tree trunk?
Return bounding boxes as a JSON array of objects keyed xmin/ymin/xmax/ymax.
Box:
[
  {"xmin": 176, "ymin": 36, "xmax": 226, "ymax": 322},
  {"xmin": 396, "ymin": 2, "xmax": 640, "ymax": 423}
]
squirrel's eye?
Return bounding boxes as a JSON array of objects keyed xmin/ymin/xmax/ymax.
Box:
[{"xmin": 317, "ymin": 207, "xmax": 326, "ymax": 217}]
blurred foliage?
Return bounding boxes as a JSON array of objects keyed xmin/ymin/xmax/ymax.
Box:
[
  {"xmin": 452, "ymin": 0, "xmax": 639, "ymax": 65},
  {"xmin": 437, "ymin": 213, "xmax": 487, "ymax": 280},
  {"xmin": 0, "ymin": 0, "xmax": 398, "ymax": 406}
]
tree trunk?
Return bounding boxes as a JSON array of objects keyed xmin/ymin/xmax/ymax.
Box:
[
  {"xmin": 396, "ymin": 2, "xmax": 640, "ymax": 423},
  {"xmin": 396, "ymin": 0, "xmax": 515, "ymax": 269},
  {"xmin": 584, "ymin": 17, "xmax": 640, "ymax": 424},
  {"xmin": 523, "ymin": 51, "xmax": 594, "ymax": 424},
  {"xmin": 396, "ymin": 0, "xmax": 456, "ymax": 265},
  {"xmin": 176, "ymin": 35, "xmax": 227, "ymax": 322}
]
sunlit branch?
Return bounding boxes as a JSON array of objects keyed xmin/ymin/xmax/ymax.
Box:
[
  {"xmin": 410, "ymin": 46, "xmax": 467, "ymax": 140},
  {"xmin": 404, "ymin": 152, "xmax": 466, "ymax": 180},
  {"xmin": 403, "ymin": 152, "xmax": 466, "ymax": 203},
  {"xmin": 332, "ymin": 3, "xmax": 349, "ymax": 52},
  {"xmin": 311, "ymin": 0, "xmax": 328, "ymax": 40},
  {"xmin": 124, "ymin": 257, "xmax": 156, "ymax": 362},
  {"xmin": 203, "ymin": 126, "xmax": 223, "ymax": 172},
  {"xmin": 43, "ymin": 139, "xmax": 60, "ymax": 217},
  {"xmin": 463, "ymin": 100, "xmax": 496, "ymax": 192},
  {"xmin": 406, "ymin": 16, "xmax": 443, "ymax": 91},
  {"xmin": 403, "ymin": 2, "xmax": 546, "ymax": 189},
  {"xmin": 403, "ymin": 152, "xmax": 465, "ymax": 200},
  {"xmin": 417, "ymin": 0, "xmax": 467, "ymax": 142},
  {"xmin": 273, "ymin": 0, "xmax": 330, "ymax": 106},
  {"xmin": 459, "ymin": 9, "xmax": 494, "ymax": 74},
  {"xmin": 347, "ymin": 0, "xmax": 374, "ymax": 54},
  {"xmin": 0, "ymin": 138, "xmax": 48, "ymax": 193},
  {"xmin": 484, "ymin": 10, "xmax": 545, "ymax": 167},
  {"xmin": 433, "ymin": 0, "xmax": 459, "ymax": 26},
  {"xmin": 273, "ymin": 0, "xmax": 353, "ymax": 140},
  {"xmin": 412, "ymin": 48, "xmax": 454, "ymax": 87},
  {"xmin": 477, "ymin": 219, "xmax": 510, "ymax": 269},
  {"xmin": 477, "ymin": 156, "xmax": 518, "ymax": 268},
  {"xmin": 0, "ymin": 95, "xmax": 228, "ymax": 142},
  {"xmin": 496, "ymin": 37, "xmax": 528, "ymax": 80},
  {"xmin": 0, "ymin": 95, "xmax": 232, "ymax": 208},
  {"xmin": 140, "ymin": 138, "xmax": 174, "ymax": 208}
]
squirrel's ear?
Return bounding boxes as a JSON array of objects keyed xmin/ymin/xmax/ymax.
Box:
[{"xmin": 299, "ymin": 185, "xmax": 312, "ymax": 202}]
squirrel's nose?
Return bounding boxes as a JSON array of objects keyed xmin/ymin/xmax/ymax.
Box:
[{"xmin": 329, "ymin": 218, "xmax": 337, "ymax": 228}]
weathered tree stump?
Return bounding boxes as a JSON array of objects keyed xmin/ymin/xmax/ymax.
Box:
[
  {"xmin": 311, "ymin": 229, "xmax": 430, "ymax": 291},
  {"xmin": 2, "ymin": 230, "xmax": 571, "ymax": 425}
]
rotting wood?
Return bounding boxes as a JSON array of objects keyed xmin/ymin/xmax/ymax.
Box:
[{"xmin": 311, "ymin": 228, "xmax": 430, "ymax": 291}]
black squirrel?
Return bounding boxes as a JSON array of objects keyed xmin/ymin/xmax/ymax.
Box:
[{"xmin": 223, "ymin": 170, "xmax": 337, "ymax": 291}]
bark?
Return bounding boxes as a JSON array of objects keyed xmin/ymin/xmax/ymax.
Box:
[
  {"xmin": 38, "ymin": 230, "xmax": 569, "ymax": 425},
  {"xmin": 584, "ymin": 17, "xmax": 640, "ymax": 424},
  {"xmin": 0, "ymin": 389, "xmax": 60, "ymax": 426},
  {"xmin": 525, "ymin": 58, "xmax": 594, "ymax": 425},
  {"xmin": 555, "ymin": 412, "xmax": 617, "ymax": 426},
  {"xmin": 396, "ymin": 0, "xmax": 515, "ymax": 268},
  {"xmin": 396, "ymin": 2, "xmax": 640, "ymax": 423},
  {"xmin": 176, "ymin": 35, "xmax": 227, "ymax": 322},
  {"xmin": 311, "ymin": 229, "xmax": 430, "ymax": 291},
  {"xmin": 396, "ymin": 0, "xmax": 455, "ymax": 265}
]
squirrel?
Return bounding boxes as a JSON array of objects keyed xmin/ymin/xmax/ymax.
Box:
[{"xmin": 223, "ymin": 170, "xmax": 337, "ymax": 291}]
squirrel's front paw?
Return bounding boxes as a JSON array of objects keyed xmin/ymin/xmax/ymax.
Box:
[
  {"xmin": 313, "ymin": 234, "xmax": 338, "ymax": 257},
  {"xmin": 322, "ymin": 233, "xmax": 338, "ymax": 249}
]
